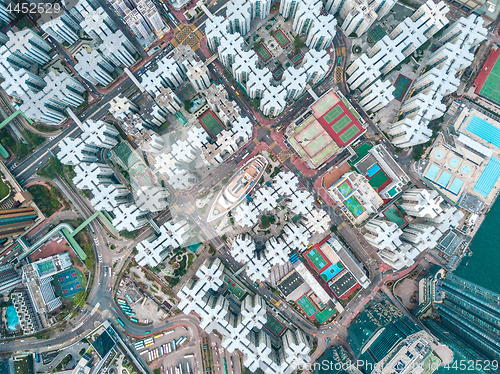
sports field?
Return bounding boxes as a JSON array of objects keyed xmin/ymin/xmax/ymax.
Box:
[
  {"xmin": 304, "ymin": 135, "xmax": 328, "ymax": 157},
  {"xmin": 273, "ymin": 66, "xmax": 284, "ymax": 80},
  {"xmin": 255, "ymin": 43, "xmax": 272, "ymax": 62},
  {"xmin": 265, "ymin": 313, "xmax": 286, "ymax": 337},
  {"xmin": 37, "ymin": 260, "xmax": 55, "ymax": 276},
  {"xmin": 130, "ymin": 163, "xmax": 155, "ymax": 187},
  {"xmin": 323, "ymin": 106, "xmax": 344, "ymax": 124},
  {"xmin": 331, "ymin": 115, "xmax": 351, "ymax": 133},
  {"xmin": 368, "ymin": 170, "xmax": 391, "ymax": 192},
  {"xmin": 479, "ymin": 56, "xmax": 500, "ymax": 104},
  {"xmin": 290, "ymin": 52, "xmax": 303, "ymax": 65},
  {"xmin": 53, "ymin": 267, "xmax": 85, "ymax": 300},
  {"xmin": 273, "ymin": 29, "xmax": 290, "ymax": 47},
  {"xmin": 340, "ymin": 124, "xmax": 361, "ymax": 143},
  {"xmin": 113, "ymin": 142, "xmax": 139, "ymax": 167},
  {"xmin": 368, "ymin": 25, "xmax": 386, "ymax": 43},
  {"xmin": 311, "ymin": 91, "xmax": 340, "ymax": 117},
  {"xmin": 315, "ymin": 308, "xmax": 336, "ymax": 324},
  {"xmin": 344, "ymin": 196, "xmax": 365, "ymax": 217},
  {"xmin": 305, "ymin": 248, "xmax": 330, "ymax": 272},
  {"xmin": 338, "ymin": 180, "xmax": 353, "ymax": 197},
  {"xmin": 199, "ymin": 110, "xmax": 224, "ymax": 136},
  {"xmin": 392, "ymin": 74, "xmax": 412, "ymax": 102},
  {"xmin": 180, "ymin": 84, "xmax": 197, "ymax": 101},
  {"xmin": 296, "ymin": 295, "xmax": 318, "ymax": 317}
]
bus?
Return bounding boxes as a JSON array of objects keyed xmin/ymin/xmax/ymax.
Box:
[
  {"xmin": 117, "ymin": 318, "xmax": 125, "ymax": 327},
  {"xmin": 223, "ymin": 358, "xmax": 228, "ymax": 374},
  {"xmin": 154, "ymin": 334, "xmax": 163, "ymax": 339}
]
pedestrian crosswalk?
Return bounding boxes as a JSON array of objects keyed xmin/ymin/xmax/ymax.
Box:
[
  {"xmin": 277, "ymin": 149, "xmax": 294, "ymax": 162},
  {"xmin": 269, "ymin": 141, "xmax": 278, "ymax": 149}
]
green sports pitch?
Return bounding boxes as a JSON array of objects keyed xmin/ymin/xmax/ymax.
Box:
[
  {"xmin": 296, "ymin": 295, "xmax": 318, "ymax": 317},
  {"xmin": 331, "ymin": 115, "xmax": 352, "ymax": 134},
  {"xmin": 323, "ymin": 106, "xmax": 344, "ymax": 124},
  {"xmin": 306, "ymin": 248, "xmax": 328, "ymax": 271},
  {"xmin": 338, "ymin": 180, "xmax": 352, "ymax": 197},
  {"xmin": 480, "ymin": 58, "xmax": 500, "ymax": 105},
  {"xmin": 340, "ymin": 124, "xmax": 360, "ymax": 143},
  {"xmin": 265, "ymin": 313, "xmax": 286, "ymax": 336},
  {"xmin": 199, "ymin": 111, "xmax": 223, "ymax": 136}
]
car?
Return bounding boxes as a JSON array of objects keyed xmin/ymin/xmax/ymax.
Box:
[
  {"xmin": 217, "ymin": 360, "xmax": 219, "ymax": 364},
  {"xmin": 108, "ymin": 287, "xmax": 112, "ymax": 291}
]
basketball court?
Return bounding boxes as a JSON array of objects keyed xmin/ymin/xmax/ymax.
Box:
[
  {"xmin": 265, "ymin": 313, "xmax": 286, "ymax": 337},
  {"xmin": 273, "ymin": 29, "xmax": 290, "ymax": 47},
  {"xmin": 296, "ymin": 295, "xmax": 318, "ymax": 317},
  {"xmin": 344, "ymin": 196, "xmax": 365, "ymax": 217},
  {"xmin": 338, "ymin": 180, "xmax": 353, "ymax": 197},
  {"xmin": 393, "ymin": 74, "xmax": 412, "ymax": 102},
  {"xmin": 130, "ymin": 163, "xmax": 156, "ymax": 187},
  {"xmin": 290, "ymin": 52, "xmax": 304, "ymax": 65},
  {"xmin": 199, "ymin": 110, "xmax": 224, "ymax": 137},
  {"xmin": 255, "ymin": 43, "xmax": 272, "ymax": 62},
  {"xmin": 53, "ymin": 267, "xmax": 85, "ymax": 300},
  {"xmin": 305, "ymin": 247, "xmax": 331, "ymax": 272}
]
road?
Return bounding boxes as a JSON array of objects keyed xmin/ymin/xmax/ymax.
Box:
[{"xmin": 0, "ymin": 3, "xmax": 396, "ymax": 369}]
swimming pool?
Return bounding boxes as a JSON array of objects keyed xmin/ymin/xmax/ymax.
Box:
[
  {"xmin": 320, "ymin": 261, "xmax": 344, "ymax": 282},
  {"xmin": 473, "ymin": 156, "xmax": 500, "ymax": 197},
  {"xmin": 448, "ymin": 157, "xmax": 460, "ymax": 169},
  {"xmin": 461, "ymin": 164, "xmax": 472, "ymax": 175},
  {"xmin": 433, "ymin": 149, "xmax": 445, "ymax": 160},
  {"xmin": 437, "ymin": 171, "xmax": 452, "ymax": 187},
  {"xmin": 367, "ymin": 164, "xmax": 381, "ymax": 178},
  {"xmin": 425, "ymin": 164, "xmax": 440, "ymax": 180},
  {"xmin": 449, "ymin": 178, "xmax": 464, "ymax": 195},
  {"xmin": 6, "ymin": 305, "xmax": 19, "ymax": 332},
  {"xmin": 466, "ymin": 115, "xmax": 500, "ymax": 149}
]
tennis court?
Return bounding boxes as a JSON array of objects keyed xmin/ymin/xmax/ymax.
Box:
[
  {"xmin": 255, "ymin": 43, "xmax": 272, "ymax": 62},
  {"xmin": 304, "ymin": 135, "xmax": 328, "ymax": 157},
  {"xmin": 393, "ymin": 74, "xmax": 412, "ymax": 101},
  {"xmin": 368, "ymin": 25, "xmax": 386, "ymax": 43},
  {"xmin": 344, "ymin": 196, "xmax": 365, "ymax": 217},
  {"xmin": 305, "ymin": 248, "xmax": 329, "ymax": 272},
  {"xmin": 296, "ymin": 295, "xmax": 318, "ymax": 317},
  {"xmin": 199, "ymin": 110, "xmax": 224, "ymax": 136},
  {"xmin": 311, "ymin": 91, "xmax": 340, "ymax": 117},
  {"xmin": 340, "ymin": 124, "xmax": 360, "ymax": 143},
  {"xmin": 323, "ymin": 106, "xmax": 344, "ymax": 124},
  {"xmin": 273, "ymin": 29, "xmax": 290, "ymax": 47},
  {"xmin": 273, "ymin": 66, "xmax": 284, "ymax": 80},
  {"xmin": 290, "ymin": 52, "xmax": 303, "ymax": 65},
  {"xmin": 180, "ymin": 84, "xmax": 197, "ymax": 101},
  {"xmin": 331, "ymin": 115, "xmax": 351, "ymax": 133},
  {"xmin": 130, "ymin": 163, "xmax": 155, "ymax": 187},
  {"xmin": 338, "ymin": 180, "xmax": 352, "ymax": 197},
  {"xmin": 265, "ymin": 313, "xmax": 286, "ymax": 337},
  {"xmin": 296, "ymin": 120, "xmax": 321, "ymax": 142},
  {"xmin": 479, "ymin": 55, "xmax": 500, "ymax": 105}
]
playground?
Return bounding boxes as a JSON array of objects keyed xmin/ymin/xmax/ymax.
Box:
[
  {"xmin": 320, "ymin": 261, "xmax": 344, "ymax": 282},
  {"xmin": 199, "ymin": 110, "xmax": 224, "ymax": 137},
  {"xmin": 392, "ymin": 74, "xmax": 412, "ymax": 102},
  {"xmin": 296, "ymin": 295, "xmax": 318, "ymax": 317},
  {"xmin": 273, "ymin": 29, "xmax": 290, "ymax": 47},
  {"xmin": 53, "ymin": 267, "xmax": 85, "ymax": 300},
  {"xmin": 255, "ymin": 43, "xmax": 272, "ymax": 62},
  {"xmin": 314, "ymin": 308, "xmax": 336, "ymax": 324},
  {"xmin": 264, "ymin": 312, "xmax": 286, "ymax": 337},
  {"xmin": 224, "ymin": 275, "xmax": 245, "ymax": 300}
]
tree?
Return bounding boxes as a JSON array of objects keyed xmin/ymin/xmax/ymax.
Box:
[
  {"xmin": 293, "ymin": 35, "xmax": 305, "ymax": 51},
  {"xmin": 73, "ymin": 290, "xmax": 88, "ymax": 307},
  {"xmin": 184, "ymin": 100, "xmax": 191, "ymax": 111}
]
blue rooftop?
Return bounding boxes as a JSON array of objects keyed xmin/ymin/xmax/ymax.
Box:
[
  {"xmin": 473, "ymin": 156, "xmax": 500, "ymax": 197},
  {"xmin": 466, "ymin": 115, "xmax": 500, "ymax": 149}
]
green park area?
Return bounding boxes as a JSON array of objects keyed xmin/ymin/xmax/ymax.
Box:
[
  {"xmin": 0, "ymin": 177, "xmax": 9, "ymax": 200},
  {"xmin": 27, "ymin": 184, "xmax": 65, "ymax": 217}
]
